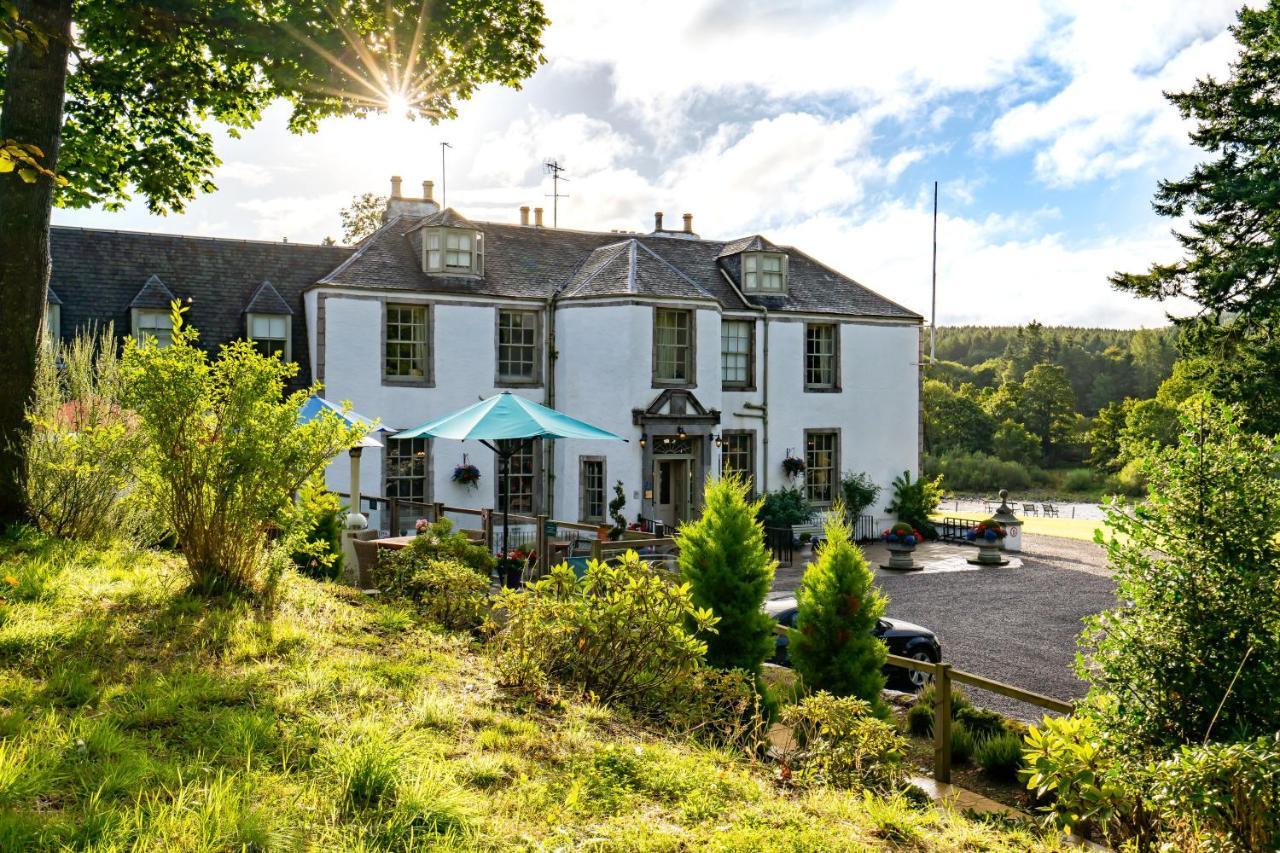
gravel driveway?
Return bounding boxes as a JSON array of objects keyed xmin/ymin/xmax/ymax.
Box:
[{"xmin": 770, "ymin": 533, "xmax": 1117, "ymax": 721}]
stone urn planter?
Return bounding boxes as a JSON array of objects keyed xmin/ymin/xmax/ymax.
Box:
[
  {"xmin": 880, "ymin": 522, "xmax": 923, "ymax": 571},
  {"xmin": 965, "ymin": 520, "xmax": 1010, "ymax": 566}
]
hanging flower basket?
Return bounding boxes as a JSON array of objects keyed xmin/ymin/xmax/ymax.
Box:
[
  {"xmin": 782, "ymin": 455, "xmax": 806, "ymax": 478},
  {"xmin": 452, "ymin": 462, "xmax": 481, "ymax": 488}
]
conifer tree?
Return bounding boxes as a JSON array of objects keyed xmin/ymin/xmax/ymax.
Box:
[
  {"xmin": 789, "ymin": 505, "xmax": 888, "ymax": 705},
  {"xmin": 677, "ymin": 474, "xmax": 777, "ymax": 674}
]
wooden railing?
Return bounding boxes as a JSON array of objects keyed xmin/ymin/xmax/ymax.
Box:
[{"xmin": 771, "ymin": 624, "xmax": 1072, "ymax": 784}]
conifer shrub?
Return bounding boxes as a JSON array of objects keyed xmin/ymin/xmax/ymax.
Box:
[
  {"xmin": 677, "ymin": 474, "xmax": 777, "ymax": 674},
  {"xmin": 787, "ymin": 505, "xmax": 888, "ymax": 706},
  {"xmin": 290, "ymin": 475, "xmax": 344, "ymax": 580}
]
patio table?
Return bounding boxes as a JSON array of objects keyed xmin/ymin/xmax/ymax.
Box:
[{"xmin": 372, "ymin": 536, "xmax": 414, "ymax": 551}]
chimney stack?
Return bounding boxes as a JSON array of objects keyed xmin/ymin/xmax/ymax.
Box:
[
  {"xmin": 423, "ymin": 180, "xmax": 434, "ymax": 202},
  {"xmin": 390, "ymin": 175, "xmax": 403, "ymax": 199},
  {"xmin": 654, "ymin": 211, "xmax": 664, "ymax": 231},
  {"xmin": 683, "ymin": 213, "xmax": 693, "ymax": 233},
  {"xmin": 534, "ymin": 207, "xmax": 544, "ymax": 227},
  {"xmin": 519, "ymin": 206, "xmax": 530, "ymax": 226}
]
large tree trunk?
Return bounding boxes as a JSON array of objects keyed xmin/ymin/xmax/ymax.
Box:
[{"xmin": 0, "ymin": 0, "xmax": 72, "ymax": 523}]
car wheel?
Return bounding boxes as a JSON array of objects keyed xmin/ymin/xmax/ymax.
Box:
[{"xmin": 906, "ymin": 650, "xmax": 936, "ymax": 690}]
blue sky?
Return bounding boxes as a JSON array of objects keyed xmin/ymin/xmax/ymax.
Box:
[{"xmin": 53, "ymin": 0, "xmax": 1250, "ymax": 327}]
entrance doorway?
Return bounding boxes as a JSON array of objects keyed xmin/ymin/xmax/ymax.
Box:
[{"xmin": 653, "ymin": 456, "xmax": 692, "ymax": 527}]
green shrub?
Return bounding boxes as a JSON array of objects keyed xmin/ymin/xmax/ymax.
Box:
[
  {"xmin": 678, "ymin": 474, "xmax": 777, "ymax": 674},
  {"xmin": 950, "ymin": 724, "xmax": 977, "ymax": 765},
  {"xmin": 779, "ymin": 692, "xmax": 907, "ymax": 794},
  {"xmin": 1080, "ymin": 398, "xmax": 1280, "ymax": 751},
  {"xmin": 1023, "ymin": 713, "xmax": 1152, "ymax": 846},
  {"xmin": 289, "ymin": 475, "xmax": 344, "ymax": 580},
  {"xmin": 1061, "ymin": 468, "xmax": 1098, "ymax": 494},
  {"xmin": 22, "ymin": 324, "xmax": 161, "ymax": 545},
  {"xmin": 976, "ymin": 731, "xmax": 1026, "ymax": 781},
  {"xmin": 1147, "ymin": 734, "xmax": 1280, "ymax": 852},
  {"xmin": 378, "ymin": 554, "xmax": 489, "ymax": 630},
  {"xmin": 121, "ymin": 304, "xmax": 366, "ymax": 596},
  {"xmin": 923, "ymin": 451, "xmax": 1042, "ymax": 494},
  {"xmin": 670, "ymin": 667, "xmax": 771, "ymax": 754},
  {"xmin": 885, "ymin": 471, "xmax": 943, "ymax": 536},
  {"xmin": 906, "ymin": 702, "xmax": 934, "ymax": 737},
  {"xmin": 839, "ymin": 471, "xmax": 881, "ymax": 519},
  {"xmin": 395, "ymin": 517, "xmax": 496, "ymax": 576},
  {"xmin": 490, "ymin": 551, "xmax": 716, "ymax": 710},
  {"xmin": 992, "ymin": 419, "xmax": 1041, "ymax": 467},
  {"xmin": 955, "ymin": 706, "xmax": 1006, "ymax": 740},
  {"xmin": 757, "ymin": 487, "xmax": 811, "ymax": 529},
  {"xmin": 788, "ymin": 507, "xmax": 887, "ymax": 706}
]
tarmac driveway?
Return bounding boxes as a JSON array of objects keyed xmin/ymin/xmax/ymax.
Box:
[{"xmin": 769, "ymin": 534, "xmax": 1117, "ymax": 721}]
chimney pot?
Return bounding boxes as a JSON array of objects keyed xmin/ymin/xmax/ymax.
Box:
[
  {"xmin": 390, "ymin": 175, "xmax": 403, "ymax": 199},
  {"xmin": 520, "ymin": 206, "xmax": 530, "ymax": 226},
  {"xmin": 423, "ymin": 180, "xmax": 434, "ymax": 201},
  {"xmin": 534, "ymin": 207, "xmax": 544, "ymax": 227},
  {"xmin": 654, "ymin": 211, "xmax": 664, "ymax": 231},
  {"xmin": 683, "ymin": 213, "xmax": 693, "ymax": 233}
]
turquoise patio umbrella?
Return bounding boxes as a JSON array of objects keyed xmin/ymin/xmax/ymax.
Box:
[
  {"xmin": 394, "ymin": 392, "xmax": 625, "ymax": 576},
  {"xmin": 300, "ymin": 395, "xmax": 389, "ymax": 528}
]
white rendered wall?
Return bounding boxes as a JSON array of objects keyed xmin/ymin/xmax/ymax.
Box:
[{"xmin": 313, "ymin": 288, "xmax": 919, "ymax": 531}]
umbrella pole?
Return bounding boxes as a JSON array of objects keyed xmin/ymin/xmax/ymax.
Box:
[{"xmin": 502, "ymin": 450, "xmax": 511, "ymax": 583}]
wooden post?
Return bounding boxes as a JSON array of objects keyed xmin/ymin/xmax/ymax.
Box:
[
  {"xmin": 535, "ymin": 514, "xmax": 548, "ymax": 576},
  {"xmin": 482, "ymin": 508, "xmax": 494, "ymax": 552},
  {"xmin": 388, "ymin": 499, "xmax": 400, "ymax": 537},
  {"xmin": 433, "ymin": 501, "xmax": 445, "ymax": 525},
  {"xmin": 934, "ymin": 663, "xmax": 953, "ymax": 784},
  {"xmin": 591, "ymin": 540, "xmax": 603, "ymax": 562}
]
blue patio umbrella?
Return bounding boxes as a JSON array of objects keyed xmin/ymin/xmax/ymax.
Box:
[
  {"xmin": 300, "ymin": 395, "xmax": 390, "ymax": 528},
  {"xmin": 394, "ymin": 392, "xmax": 625, "ymax": 580}
]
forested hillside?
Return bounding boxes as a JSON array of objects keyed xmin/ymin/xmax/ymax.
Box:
[{"xmin": 921, "ymin": 321, "xmax": 1183, "ymax": 497}]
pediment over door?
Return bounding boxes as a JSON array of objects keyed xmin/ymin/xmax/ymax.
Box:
[{"xmin": 632, "ymin": 389, "xmax": 720, "ymax": 427}]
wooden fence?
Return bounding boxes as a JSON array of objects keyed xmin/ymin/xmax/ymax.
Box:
[{"xmin": 889, "ymin": 652, "xmax": 1071, "ymax": 783}]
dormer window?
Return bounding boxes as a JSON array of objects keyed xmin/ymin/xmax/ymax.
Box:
[
  {"xmin": 423, "ymin": 227, "xmax": 483, "ymax": 275},
  {"xmin": 133, "ymin": 309, "xmax": 173, "ymax": 347},
  {"xmin": 247, "ymin": 313, "xmax": 290, "ymax": 360},
  {"xmin": 742, "ymin": 251, "xmax": 787, "ymax": 293}
]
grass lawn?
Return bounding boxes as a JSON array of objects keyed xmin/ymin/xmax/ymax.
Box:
[
  {"xmin": 931, "ymin": 511, "xmax": 1110, "ymax": 543},
  {"xmin": 0, "ymin": 530, "xmax": 1070, "ymax": 851}
]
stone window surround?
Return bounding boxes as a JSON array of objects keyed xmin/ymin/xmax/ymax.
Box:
[
  {"xmin": 652, "ymin": 306, "xmax": 697, "ymax": 389},
  {"xmin": 803, "ymin": 321, "xmax": 841, "ymax": 393},
  {"xmin": 494, "ymin": 307, "xmax": 543, "ymax": 388},
  {"xmin": 578, "ymin": 455, "xmax": 607, "ymax": 523},
  {"xmin": 803, "ymin": 427, "xmax": 841, "ymax": 507},
  {"xmin": 720, "ymin": 318, "xmax": 755, "ymax": 391},
  {"xmin": 381, "ymin": 297, "xmax": 435, "ymax": 387},
  {"xmin": 719, "ymin": 428, "xmax": 757, "ymax": 495}
]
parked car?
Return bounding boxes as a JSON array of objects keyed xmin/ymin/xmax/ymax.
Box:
[{"xmin": 764, "ymin": 596, "xmax": 941, "ymax": 690}]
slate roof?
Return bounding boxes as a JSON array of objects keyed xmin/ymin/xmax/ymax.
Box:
[
  {"xmin": 244, "ymin": 280, "xmax": 293, "ymax": 315},
  {"xmin": 318, "ymin": 211, "xmax": 919, "ymax": 321},
  {"xmin": 49, "ymin": 227, "xmax": 353, "ymax": 386},
  {"xmin": 128, "ymin": 274, "xmax": 176, "ymax": 309},
  {"xmin": 46, "ymin": 286, "xmax": 62, "ymax": 305}
]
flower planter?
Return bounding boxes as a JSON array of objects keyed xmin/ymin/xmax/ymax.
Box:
[
  {"xmin": 965, "ymin": 521, "xmax": 1010, "ymax": 566},
  {"xmin": 883, "ymin": 541, "xmax": 921, "ymax": 571}
]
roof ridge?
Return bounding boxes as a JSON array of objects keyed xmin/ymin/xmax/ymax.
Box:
[
  {"xmin": 561, "ymin": 240, "xmax": 633, "ymax": 295},
  {"xmin": 50, "ymin": 224, "xmax": 350, "ymax": 251},
  {"xmin": 318, "ymin": 214, "xmax": 407, "ymax": 285}
]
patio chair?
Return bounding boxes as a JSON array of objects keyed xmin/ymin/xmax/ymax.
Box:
[
  {"xmin": 1022, "ymin": 503, "xmax": 1039, "ymax": 516},
  {"xmin": 352, "ymin": 538, "xmax": 381, "ymax": 589},
  {"xmin": 1042, "ymin": 503, "xmax": 1059, "ymax": 517}
]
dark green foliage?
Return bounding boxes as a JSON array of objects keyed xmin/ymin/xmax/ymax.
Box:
[
  {"xmin": 955, "ymin": 707, "xmax": 1006, "ymax": 740},
  {"xmin": 1087, "ymin": 400, "xmax": 1132, "ymax": 472},
  {"xmin": 950, "ymin": 725, "xmax": 976, "ymax": 765},
  {"xmin": 1017, "ymin": 364, "xmax": 1078, "ymax": 464},
  {"xmin": 976, "ymin": 732, "xmax": 1026, "ymax": 782},
  {"xmin": 608, "ymin": 480, "xmax": 627, "ymax": 540},
  {"xmin": 290, "ymin": 477, "xmax": 344, "ymax": 580},
  {"xmin": 906, "ymin": 702, "xmax": 934, "ymax": 737},
  {"xmin": 757, "ymin": 487, "xmax": 810, "ymax": 528},
  {"xmin": 678, "ymin": 475, "xmax": 777, "ymax": 675},
  {"xmin": 885, "ymin": 471, "xmax": 942, "ymax": 536},
  {"xmin": 839, "ymin": 471, "xmax": 881, "ymax": 519},
  {"xmin": 922, "ymin": 379, "xmax": 994, "ymax": 455},
  {"xmin": 1080, "ymin": 398, "xmax": 1280, "ymax": 752},
  {"xmin": 788, "ymin": 509, "xmax": 887, "ymax": 705},
  {"xmin": 991, "ymin": 419, "xmax": 1040, "ymax": 467},
  {"xmin": 923, "ymin": 452, "xmax": 1043, "ymax": 495}
]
